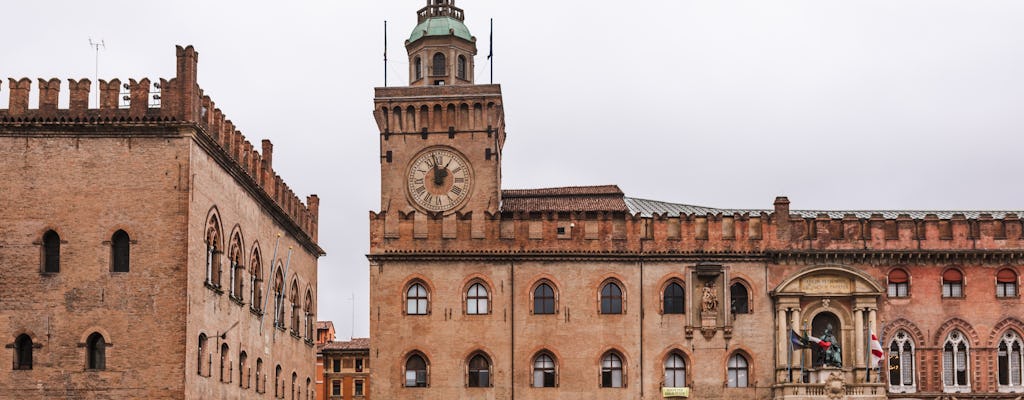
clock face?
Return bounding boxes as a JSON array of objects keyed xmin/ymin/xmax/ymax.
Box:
[{"xmin": 406, "ymin": 148, "xmax": 473, "ymax": 213}]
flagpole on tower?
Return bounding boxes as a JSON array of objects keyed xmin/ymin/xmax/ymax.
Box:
[
  {"xmin": 384, "ymin": 20, "xmax": 389, "ymax": 87},
  {"xmin": 488, "ymin": 18, "xmax": 493, "ymax": 84}
]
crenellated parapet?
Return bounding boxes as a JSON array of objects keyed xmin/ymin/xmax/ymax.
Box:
[
  {"xmin": 0, "ymin": 45, "xmax": 319, "ymax": 246},
  {"xmin": 369, "ymin": 196, "xmax": 1024, "ymax": 260}
]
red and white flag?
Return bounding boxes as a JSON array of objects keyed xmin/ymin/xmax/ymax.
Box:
[
  {"xmin": 806, "ymin": 335, "xmax": 832, "ymax": 350},
  {"xmin": 870, "ymin": 332, "xmax": 884, "ymax": 366}
]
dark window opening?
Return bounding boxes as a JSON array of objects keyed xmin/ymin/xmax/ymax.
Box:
[
  {"xmin": 731, "ymin": 282, "xmax": 750, "ymax": 314},
  {"xmin": 601, "ymin": 352, "xmax": 623, "ymax": 388},
  {"xmin": 42, "ymin": 230, "xmax": 60, "ymax": 273},
  {"xmin": 87, "ymin": 333, "xmax": 106, "ymax": 370},
  {"xmin": 405, "ymin": 354, "xmax": 428, "ymax": 387},
  {"xmin": 663, "ymin": 282, "xmax": 685, "ymax": 314},
  {"xmin": 468, "ymin": 354, "xmax": 490, "ymax": 387},
  {"xmin": 942, "ymin": 269, "xmax": 964, "ymax": 298},
  {"xmin": 601, "ymin": 283, "xmax": 623, "ymax": 314},
  {"xmin": 533, "ymin": 354, "xmax": 556, "ymax": 388},
  {"xmin": 457, "ymin": 55, "xmax": 467, "ymax": 79},
  {"xmin": 432, "ymin": 53, "xmax": 446, "ymax": 76},
  {"xmin": 414, "ymin": 57, "xmax": 423, "ymax": 80},
  {"xmin": 13, "ymin": 334, "xmax": 32, "ymax": 370},
  {"xmin": 111, "ymin": 230, "xmax": 130, "ymax": 272},
  {"xmin": 534, "ymin": 283, "xmax": 555, "ymax": 314}
]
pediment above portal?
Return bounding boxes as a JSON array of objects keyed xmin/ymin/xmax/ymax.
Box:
[{"xmin": 774, "ymin": 264, "xmax": 884, "ymax": 297}]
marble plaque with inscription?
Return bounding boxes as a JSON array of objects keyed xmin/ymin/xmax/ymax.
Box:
[{"xmin": 801, "ymin": 275, "xmax": 852, "ymax": 294}]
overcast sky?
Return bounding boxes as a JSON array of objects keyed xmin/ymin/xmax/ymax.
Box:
[{"xmin": 6, "ymin": 0, "xmax": 1024, "ymax": 339}]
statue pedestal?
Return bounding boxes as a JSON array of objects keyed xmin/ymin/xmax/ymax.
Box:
[
  {"xmin": 812, "ymin": 367, "xmax": 842, "ymax": 384},
  {"xmin": 700, "ymin": 311, "xmax": 717, "ymax": 339}
]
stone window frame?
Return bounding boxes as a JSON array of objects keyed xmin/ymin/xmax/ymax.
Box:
[
  {"xmin": 888, "ymin": 330, "xmax": 917, "ymax": 393},
  {"xmin": 997, "ymin": 330, "xmax": 1024, "ymax": 391},
  {"xmin": 204, "ymin": 208, "xmax": 225, "ymax": 291},
  {"xmin": 404, "ymin": 351, "xmax": 430, "ymax": 388},
  {"xmin": 250, "ymin": 244, "xmax": 265, "ymax": 315},
  {"xmin": 942, "ymin": 329, "xmax": 971, "ymax": 392},
  {"xmin": 599, "ymin": 278, "xmax": 626, "ymax": 315},
  {"xmin": 227, "ymin": 227, "xmax": 245, "ymax": 303},
  {"xmin": 404, "ymin": 279, "xmax": 432, "ymax": 316},
  {"xmin": 466, "ymin": 350, "xmax": 493, "ymax": 388},
  {"xmin": 730, "ymin": 279, "xmax": 752, "ymax": 315},
  {"xmin": 532, "ymin": 350, "xmax": 558, "ymax": 388},
  {"xmin": 530, "ymin": 279, "xmax": 559, "ymax": 316},
  {"xmin": 663, "ymin": 350, "xmax": 688, "ymax": 389},
  {"xmin": 431, "ymin": 52, "xmax": 447, "ymax": 77},
  {"xmin": 726, "ymin": 352, "xmax": 751, "ymax": 388},
  {"xmin": 599, "ymin": 349, "xmax": 626, "ymax": 388},
  {"xmin": 464, "ymin": 279, "xmax": 492, "ymax": 316},
  {"xmin": 660, "ymin": 278, "xmax": 686, "ymax": 315}
]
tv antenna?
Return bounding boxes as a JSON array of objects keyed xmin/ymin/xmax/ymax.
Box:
[{"xmin": 88, "ymin": 38, "xmax": 105, "ymax": 104}]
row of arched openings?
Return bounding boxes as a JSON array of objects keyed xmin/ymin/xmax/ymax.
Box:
[
  {"xmin": 886, "ymin": 267, "xmax": 1019, "ymax": 298},
  {"xmin": 204, "ymin": 211, "xmax": 316, "ymax": 341},
  {"xmin": 196, "ymin": 333, "xmax": 315, "ymax": 398},
  {"xmin": 401, "ymin": 350, "xmax": 752, "ymax": 389},
  {"xmin": 37, "ymin": 229, "xmax": 131, "ymax": 273},
  {"xmin": 12, "ymin": 332, "xmax": 106, "ymax": 371},
  {"xmin": 403, "ymin": 278, "xmax": 753, "ymax": 316},
  {"xmin": 885, "ymin": 328, "xmax": 1024, "ymax": 392}
]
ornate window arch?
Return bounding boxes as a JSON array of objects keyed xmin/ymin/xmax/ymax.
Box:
[
  {"xmin": 404, "ymin": 352, "xmax": 429, "ymax": 387},
  {"xmin": 943, "ymin": 330, "xmax": 970, "ymax": 391},
  {"xmin": 250, "ymin": 246, "xmax": 264, "ymax": 313},
  {"xmin": 730, "ymin": 280, "xmax": 751, "ymax": 314},
  {"xmin": 405, "ymin": 280, "xmax": 430, "ymax": 315},
  {"xmin": 290, "ymin": 279, "xmax": 301, "ymax": 335},
  {"xmin": 889, "ymin": 330, "xmax": 916, "ymax": 393},
  {"xmin": 998, "ymin": 330, "xmax": 1024, "ymax": 390},
  {"xmin": 467, "ymin": 351, "xmax": 492, "ymax": 387},
  {"xmin": 662, "ymin": 280, "xmax": 685, "ymax": 314},
  {"xmin": 532, "ymin": 280, "xmax": 557, "ymax": 315},
  {"xmin": 204, "ymin": 211, "xmax": 224, "ymax": 287},
  {"xmin": 663, "ymin": 351, "xmax": 687, "ymax": 388},
  {"xmin": 304, "ymin": 289, "xmax": 314, "ymax": 341},
  {"xmin": 532, "ymin": 351, "xmax": 557, "ymax": 388},
  {"xmin": 727, "ymin": 352, "xmax": 750, "ymax": 388},
  {"xmin": 600, "ymin": 280, "xmax": 624, "ymax": 315},
  {"xmin": 228, "ymin": 230, "xmax": 244, "ymax": 300},
  {"xmin": 273, "ymin": 266, "xmax": 285, "ymax": 328},
  {"xmin": 601, "ymin": 350, "xmax": 625, "ymax": 388},
  {"xmin": 465, "ymin": 281, "xmax": 490, "ymax": 315}
]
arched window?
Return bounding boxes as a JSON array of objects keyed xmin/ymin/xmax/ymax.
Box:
[
  {"xmin": 273, "ymin": 268, "xmax": 285, "ymax": 328},
  {"xmin": 250, "ymin": 248, "xmax": 264, "ymax": 313},
  {"xmin": 414, "ymin": 57, "xmax": 423, "ymax": 80},
  {"xmin": 534, "ymin": 283, "xmax": 555, "ymax": 314},
  {"xmin": 42, "ymin": 230, "xmax": 60, "ymax": 273},
  {"xmin": 275, "ymin": 365, "xmax": 282, "ymax": 397},
  {"xmin": 468, "ymin": 353, "xmax": 491, "ymax": 387},
  {"xmin": 290, "ymin": 280, "xmax": 300, "ymax": 334},
  {"xmin": 889, "ymin": 331, "xmax": 916, "ymax": 392},
  {"xmin": 205, "ymin": 215, "xmax": 222, "ymax": 287},
  {"xmin": 407, "ymin": 283, "xmax": 429, "ymax": 315},
  {"xmin": 405, "ymin": 354, "xmax": 428, "ymax": 387},
  {"xmin": 13, "ymin": 334, "xmax": 33, "ymax": 370},
  {"xmin": 291, "ymin": 372, "xmax": 297, "ymax": 400},
  {"xmin": 727, "ymin": 353, "xmax": 749, "ymax": 388},
  {"xmin": 888, "ymin": 269, "xmax": 909, "ymax": 297},
  {"xmin": 432, "ymin": 52, "xmax": 447, "ymax": 76},
  {"xmin": 998, "ymin": 331, "xmax": 1024, "ymax": 389},
  {"xmin": 198, "ymin": 333, "xmax": 208, "ymax": 376},
  {"xmin": 943, "ymin": 330, "xmax": 970, "ymax": 390},
  {"xmin": 229, "ymin": 233, "xmax": 244, "ymax": 300},
  {"xmin": 306, "ymin": 377, "xmax": 312, "ymax": 399},
  {"xmin": 601, "ymin": 352, "xmax": 624, "ymax": 388},
  {"xmin": 663, "ymin": 282, "xmax": 685, "ymax": 314},
  {"xmin": 239, "ymin": 351, "xmax": 249, "ymax": 388},
  {"xmin": 533, "ymin": 353, "xmax": 556, "ymax": 388},
  {"xmin": 601, "ymin": 282, "xmax": 623, "ymax": 314},
  {"xmin": 304, "ymin": 290, "xmax": 314, "ymax": 341},
  {"xmin": 664, "ymin": 353, "xmax": 686, "ymax": 388},
  {"xmin": 466, "ymin": 282, "xmax": 489, "ymax": 315},
  {"xmin": 998, "ymin": 269, "xmax": 1018, "ymax": 298},
  {"xmin": 256, "ymin": 358, "xmax": 264, "ymax": 393},
  {"xmin": 220, "ymin": 343, "xmax": 230, "ymax": 382},
  {"xmin": 86, "ymin": 333, "xmax": 106, "ymax": 370},
  {"xmin": 111, "ymin": 230, "xmax": 130, "ymax": 272},
  {"xmin": 731, "ymin": 282, "xmax": 750, "ymax": 314},
  {"xmin": 942, "ymin": 269, "xmax": 964, "ymax": 298},
  {"xmin": 457, "ymin": 55, "xmax": 467, "ymax": 79}
]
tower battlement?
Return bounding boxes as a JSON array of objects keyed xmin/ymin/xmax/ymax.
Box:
[{"xmin": 0, "ymin": 45, "xmax": 319, "ymax": 245}]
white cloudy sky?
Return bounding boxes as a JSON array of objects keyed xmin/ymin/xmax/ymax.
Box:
[{"xmin": 6, "ymin": 0, "xmax": 1024, "ymax": 339}]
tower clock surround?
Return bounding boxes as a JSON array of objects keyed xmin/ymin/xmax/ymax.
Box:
[{"xmin": 405, "ymin": 146, "xmax": 474, "ymax": 214}]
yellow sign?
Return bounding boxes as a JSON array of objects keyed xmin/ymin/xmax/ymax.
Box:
[{"xmin": 662, "ymin": 387, "xmax": 690, "ymax": 397}]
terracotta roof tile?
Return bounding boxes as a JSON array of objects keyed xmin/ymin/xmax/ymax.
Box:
[
  {"xmin": 319, "ymin": 338, "xmax": 370, "ymax": 351},
  {"xmin": 501, "ymin": 185, "xmax": 628, "ymax": 213}
]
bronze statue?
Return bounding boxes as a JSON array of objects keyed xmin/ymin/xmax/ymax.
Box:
[
  {"xmin": 817, "ymin": 324, "xmax": 843, "ymax": 367},
  {"xmin": 701, "ymin": 281, "xmax": 718, "ymax": 313}
]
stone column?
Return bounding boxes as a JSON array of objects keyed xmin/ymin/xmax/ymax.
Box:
[
  {"xmin": 854, "ymin": 308, "xmax": 865, "ymax": 368},
  {"xmin": 778, "ymin": 307, "xmax": 788, "ymax": 370},
  {"xmin": 868, "ymin": 308, "xmax": 877, "ymax": 336}
]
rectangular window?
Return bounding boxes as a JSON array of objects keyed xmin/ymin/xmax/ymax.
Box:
[
  {"xmin": 998, "ymin": 282, "xmax": 1017, "ymax": 298},
  {"xmin": 331, "ymin": 380, "xmax": 341, "ymax": 396},
  {"xmin": 355, "ymin": 358, "xmax": 364, "ymax": 372},
  {"xmin": 942, "ymin": 282, "xmax": 963, "ymax": 298},
  {"xmin": 354, "ymin": 380, "xmax": 364, "ymax": 396},
  {"xmin": 332, "ymin": 359, "xmax": 340, "ymax": 373},
  {"xmin": 888, "ymin": 282, "xmax": 908, "ymax": 297}
]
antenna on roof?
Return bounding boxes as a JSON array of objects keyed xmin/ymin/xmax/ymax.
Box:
[
  {"xmin": 487, "ymin": 18, "xmax": 494, "ymax": 84},
  {"xmin": 350, "ymin": 293, "xmax": 355, "ymax": 340},
  {"xmin": 383, "ymin": 20, "xmax": 388, "ymax": 87},
  {"xmin": 88, "ymin": 38, "xmax": 105, "ymax": 105}
]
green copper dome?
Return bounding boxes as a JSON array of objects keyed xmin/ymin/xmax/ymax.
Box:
[{"xmin": 408, "ymin": 16, "xmax": 473, "ymax": 43}]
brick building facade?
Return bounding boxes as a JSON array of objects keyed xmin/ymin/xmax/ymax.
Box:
[
  {"xmin": 369, "ymin": 1, "xmax": 1024, "ymax": 400},
  {"xmin": 317, "ymin": 337, "xmax": 370, "ymax": 400},
  {"xmin": 0, "ymin": 46, "xmax": 324, "ymax": 399}
]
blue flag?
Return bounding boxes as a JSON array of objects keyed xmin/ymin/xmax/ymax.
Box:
[{"xmin": 790, "ymin": 329, "xmax": 808, "ymax": 349}]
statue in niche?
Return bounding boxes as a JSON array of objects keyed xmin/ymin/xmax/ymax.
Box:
[
  {"xmin": 816, "ymin": 324, "xmax": 843, "ymax": 368},
  {"xmin": 701, "ymin": 281, "xmax": 718, "ymax": 313}
]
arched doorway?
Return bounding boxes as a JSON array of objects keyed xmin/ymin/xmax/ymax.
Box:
[{"xmin": 810, "ymin": 311, "xmax": 841, "ymax": 368}]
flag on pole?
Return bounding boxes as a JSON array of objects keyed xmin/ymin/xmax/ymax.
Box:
[
  {"xmin": 806, "ymin": 334, "xmax": 832, "ymax": 350},
  {"xmin": 870, "ymin": 332, "xmax": 884, "ymax": 366},
  {"xmin": 790, "ymin": 329, "xmax": 808, "ymax": 348}
]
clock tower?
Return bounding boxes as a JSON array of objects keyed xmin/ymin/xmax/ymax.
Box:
[{"xmin": 374, "ymin": 0, "xmax": 505, "ymax": 222}]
